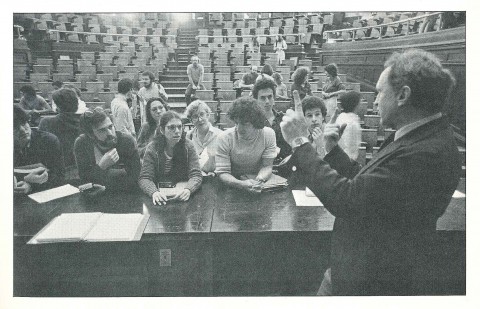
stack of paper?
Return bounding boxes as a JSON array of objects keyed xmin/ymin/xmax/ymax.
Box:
[
  {"xmin": 292, "ymin": 187, "xmax": 323, "ymax": 207},
  {"xmin": 28, "ymin": 184, "xmax": 80, "ymax": 203}
]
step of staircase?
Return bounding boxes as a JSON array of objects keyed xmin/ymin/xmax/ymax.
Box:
[
  {"xmin": 161, "ymin": 80, "xmax": 190, "ymax": 87},
  {"xmin": 163, "ymin": 87, "xmax": 188, "ymax": 94},
  {"xmin": 161, "ymin": 75, "xmax": 189, "ymax": 81},
  {"xmin": 163, "ymin": 69, "xmax": 187, "ymax": 75},
  {"xmin": 167, "ymin": 94, "xmax": 188, "ymax": 104}
]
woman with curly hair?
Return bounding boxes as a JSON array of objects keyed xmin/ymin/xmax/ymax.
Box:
[
  {"xmin": 321, "ymin": 63, "xmax": 346, "ymax": 99},
  {"xmin": 290, "ymin": 66, "xmax": 312, "ymax": 103},
  {"xmin": 136, "ymin": 97, "xmax": 169, "ymax": 158},
  {"xmin": 215, "ymin": 97, "xmax": 277, "ymax": 193}
]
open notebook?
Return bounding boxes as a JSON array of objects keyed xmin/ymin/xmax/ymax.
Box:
[{"xmin": 28, "ymin": 212, "xmax": 150, "ymax": 244}]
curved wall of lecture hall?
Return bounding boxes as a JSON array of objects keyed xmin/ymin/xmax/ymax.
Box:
[{"xmin": 319, "ymin": 26, "xmax": 466, "ymax": 131}]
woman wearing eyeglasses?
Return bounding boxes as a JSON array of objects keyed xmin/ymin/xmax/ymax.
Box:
[
  {"xmin": 138, "ymin": 111, "xmax": 202, "ymax": 205},
  {"xmin": 137, "ymin": 97, "xmax": 169, "ymax": 158},
  {"xmin": 184, "ymin": 100, "xmax": 222, "ymax": 173}
]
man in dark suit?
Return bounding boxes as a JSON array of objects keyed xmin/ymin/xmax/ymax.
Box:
[{"xmin": 280, "ymin": 49, "xmax": 461, "ymax": 295}]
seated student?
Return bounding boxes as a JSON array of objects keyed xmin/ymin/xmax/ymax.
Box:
[
  {"xmin": 184, "ymin": 100, "xmax": 223, "ymax": 173},
  {"xmin": 137, "ymin": 97, "xmax": 169, "ymax": 158},
  {"xmin": 255, "ymin": 64, "xmax": 275, "ymax": 82},
  {"xmin": 238, "ymin": 65, "xmax": 259, "ymax": 90},
  {"xmin": 215, "ymin": 97, "xmax": 277, "ymax": 193},
  {"xmin": 14, "ymin": 105, "xmax": 64, "ymax": 194},
  {"xmin": 17, "ymin": 85, "xmax": 52, "ymax": 114},
  {"xmin": 302, "ymin": 96, "xmax": 328, "ymax": 159},
  {"xmin": 252, "ymin": 77, "xmax": 291, "ymax": 164},
  {"xmin": 39, "ymin": 88, "xmax": 82, "ymax": 170},
  {"xmin": 291, "ymin": 67, "xmax": 312, "ymax": 102},
  {"xmin": 62, "ymin": 84, "xmax": 87, "ymax": 114},
  {"xmin": 138, "ymin": 111, "xmax": 202, "ymax": 205},
  {"xmin": 321, "ymin": 63, "xmax": 346, "ymax": 99},
  {"xmin": 74, "ymin": 107, "xmax": 141, "ymax": 191},
  {"xmin": 138, "ymin": 71, "xmax": 169, "ymax": 124},
  {"xmin": 337, "ymin": 91, "xmax": 362, "ymax": 161},
  {"xmin": 272, "ymin": 72, "xmax": 289, "ymax": 100}
]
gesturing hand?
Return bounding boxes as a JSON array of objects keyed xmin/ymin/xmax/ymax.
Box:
[
  {"xmin": 24, "ymin": 167, "xmax": 49, "ymax": 184},
  {"xmin": 98, "ymin": 148, "xmax": 119, "ymax": 170},
  {"xmin": 311, "ymin": 126, "xmax": 323, "ymax": 143},
  {"xmin": 280, "ymin": 90, "xmax": 309, "ymax": 146},
  {"xmin": 323, "ymin": 108, "xmax": 347, "ymax": 153},
  {"xmin": 14, "ymin": 181, "xmax": 32, "ymax": 194}
]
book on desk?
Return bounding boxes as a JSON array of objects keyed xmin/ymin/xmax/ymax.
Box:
[{"xmin": 28, "ymin": 212, "xmax": 150, "ymax": 244}]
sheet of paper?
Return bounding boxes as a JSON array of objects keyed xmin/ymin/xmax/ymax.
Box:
[
  {"xmin": 452, "ymin": 190, "xmax": 466, "ymax": 198},
  {"xmin": 85, "ymin": 213, "xmax": 145, "ymax": 242},
  {"xmin": 292, "ymin": 190, "xmax": 323, "ymax": 207},
  {"xmin": 28, "ymin": 184, "xmax": 80, "ymax": 203},
  {"xmin": 35, "ymin": 212, "xmax": 103, "ymax": 243}
]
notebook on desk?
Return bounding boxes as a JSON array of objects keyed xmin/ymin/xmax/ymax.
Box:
[{"xmin": 28, "ymin": 212, "xmax": 150, "ymax": 244}]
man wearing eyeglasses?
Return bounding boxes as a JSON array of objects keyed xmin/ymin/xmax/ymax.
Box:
[{"xmin": 74, "ymin": 107, "xmax": 141, "ymax": 191}]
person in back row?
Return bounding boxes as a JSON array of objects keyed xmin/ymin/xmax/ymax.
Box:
[
  {"xmin": 290, "ymin": 67, "xmax": 312, "ymax": 103},
  {"xmin": 185, "ymin": 56, "xmax": 205, "ymax": 105},
  {"xmin": 238, "ymin": 65, "xmax": 259, "ymax": 91},
  {"xmin": 110, "ymin": 78, "xmax": 136, "ymax": 137},
  {"xmin": 184, "ymin": 99, "xmax": 223, "ymax": 173},
  {"xmin": 14, "ymin": 105, "xmax": 64, "ymax": 194},
  {"xmin": 138, "ymin": 71, "xmax": 169, "ymax": 124},
  {"xmin": 336, "ymin": 91, "xmax": 362, "ymax": 161},
  {"xmin": 139, "ymin": 111, "xmax": 202, "ymax": 205},
  {"xmin": 74, "ymin": 107, "xmax": 141, "ymax": 191},
  {"xmin": 39, "ymin": 88, "xmax": 82, "ymax": 171},
  {"xmin": 17, "ymin": 85, "xmax": 52, "ymax": 114},
  {"xmin": 137, "ymin": 97, "xmax": 169, "ymax": 158},
  {"xmin": 252, "ymin": 77, "xmax": 291, "ymax": 165},
  {"xmin": 215, "ymin": 97, "xmax": 277, "ymax": 193}
]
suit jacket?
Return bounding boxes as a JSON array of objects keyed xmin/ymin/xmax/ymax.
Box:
[{"xmin": 291, "ymin": 116, "xmax": 461, "ymax": 295}]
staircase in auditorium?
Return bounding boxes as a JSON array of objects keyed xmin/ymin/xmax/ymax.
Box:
[{"xmin": 161, "ymin": 28, "xmax": 198, "ymax": 111}]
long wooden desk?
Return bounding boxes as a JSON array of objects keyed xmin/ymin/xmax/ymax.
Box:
[{"xmin": 13, "ymin": 177, "xmax": 466, "ymax": 296}]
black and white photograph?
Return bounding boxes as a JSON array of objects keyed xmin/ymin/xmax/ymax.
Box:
[{"xmin": 3, "ymin": 1, "xmax": 477, "ymax": 308}]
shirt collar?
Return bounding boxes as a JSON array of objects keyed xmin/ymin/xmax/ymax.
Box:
[{"xmin": 394, "ymin": 112, "xmax": 442, "ymax": 141}]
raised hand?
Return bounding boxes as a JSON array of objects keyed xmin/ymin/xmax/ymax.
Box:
[
  {"xmin": 323, "ymin": 108, "xmax": 347, "ymax": 153},
  {"xmin": 280, "ymin": 90, "xmax": 309, "ymax": 146}
]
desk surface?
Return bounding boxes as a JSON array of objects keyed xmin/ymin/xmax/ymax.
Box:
[{"xmin": 14, "ymin": 177, "xmax": 466, "ymax": 238}]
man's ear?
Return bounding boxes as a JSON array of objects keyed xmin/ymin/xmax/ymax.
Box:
[{"xmin": 397, "ymin": 85, "xmax": 411, "ymax": 107}]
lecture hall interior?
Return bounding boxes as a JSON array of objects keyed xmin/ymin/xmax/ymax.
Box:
[{"xmin": 11, "ymin": 11, "xmax": 466, "ymax": 297}]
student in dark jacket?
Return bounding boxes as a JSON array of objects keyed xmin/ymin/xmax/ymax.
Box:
[
  {"xmin": 280, "ymin": 49, "xmax": 461, "ymax": 296},
  {"xmin": 74, "ymin": 107, "xmax": 141, "ymax": 191},
  {"xmin": 14, "ymin": 106, "xmax": 64, "ymax": 194},
  {"xmin": 39, "ymin": 88, "xmax": 81, "ymax": 168}
]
